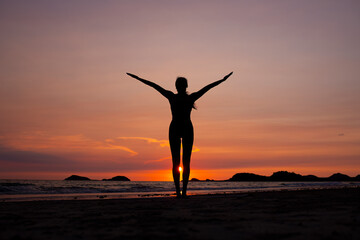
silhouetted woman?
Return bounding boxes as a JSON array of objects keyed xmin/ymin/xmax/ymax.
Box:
[{"xmin": 127, "ymin": 72, "xmax": 233, "ymax": 197}]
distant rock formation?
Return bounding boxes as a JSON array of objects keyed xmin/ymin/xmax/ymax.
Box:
[
  {"xmin": 302, "ymin": 175, "xmax": 319, "ymax": 181},
  {"xmin": 190, "ymin": 178, "xmax": 200, "ymax": 181},
  {"xmin": 270, "ymin": 171, "xmax": 304, "ymax": 181},
  {"xmin": 228, "ymin": 171, "xmax": 359, "ymax": 182},
  {"xmin": 228, "ymin": 173, "xmax": 267, "ymax": 181},
  {"xmin": 64, "ymin": 175, "xmax": 91, "ymax": 181},
  {"xmin": 327, "ymin": 173, "xmax": 351, "ymax": 181},
  {"xmin": 102, "ymin": 176, "xmax": 130, "ymax": 181}
]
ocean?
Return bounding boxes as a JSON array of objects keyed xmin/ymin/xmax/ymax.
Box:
[{"xmin": 1, "ymin": 179, "xmax": 359, "ymax": 202}]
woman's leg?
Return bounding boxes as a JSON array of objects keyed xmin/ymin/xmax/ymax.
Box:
[
  {"xmin": 169, "ymin": 131, "xmax": 181, "ymax": 197},
  {"xmin": 182, "ymin": 127, "xmax": 194, "ymax": 197}
]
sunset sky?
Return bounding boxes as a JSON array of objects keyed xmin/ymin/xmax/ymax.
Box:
[{"xmin": 1, "ymin": 0, "xmax": 359, "ymax": 180}]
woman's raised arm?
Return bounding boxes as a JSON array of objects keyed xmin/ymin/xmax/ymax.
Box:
[
  {"xmin": 191, "ymin": 72, "xmax": 233, "ymax": 101},
  {"xmin": 127, "ymin": 73, "xmax": 172, "ymax": 99}
]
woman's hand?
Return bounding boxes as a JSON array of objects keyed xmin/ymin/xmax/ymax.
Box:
[
  {"xmin": 223, "ymin": 72, "xmax": 233, "ymax": 81},
  {"xmin": 126, "ymin": 73, "xmax": 140, "ymax": 80}
]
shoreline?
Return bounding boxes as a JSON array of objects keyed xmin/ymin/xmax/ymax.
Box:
[
  {"xmin": 0, "ymin": 187, "xmax": 359, "ymax": 239},
  {"xmin": 1, "ymin": 184, "xmax": 359, "ymax": 202}
]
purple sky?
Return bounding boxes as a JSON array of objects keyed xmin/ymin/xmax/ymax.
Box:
[{"xmin": 1, "ymin": 0, "xmax": 359, "ymax": 180}]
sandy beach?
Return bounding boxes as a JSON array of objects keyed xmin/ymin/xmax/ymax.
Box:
[{"xmin": 0, "ymin": 187, "xmax": 359, "ymax": 240}]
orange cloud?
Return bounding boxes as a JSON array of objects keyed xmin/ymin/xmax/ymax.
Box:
[
  {"xmin": 1, "ymin": 132, "xmax": 138, "ymax": 156},
  {"xmin": 97, "ymin": 145, "xmax": 138, "ymax": 156},
  {"xmin": 115, "ymin": 137, "xmax": 169, "ymax": 147},
  {"xmin": 1, "ymin": 132, "xmax": 198, "ymax": 161},
  {"xmin": 144, "ymin": 156, "xmax": 171, "ymax": 164},
  {"xmin": 115, "ymin": 136, "xmax": 200, "ymax": 153}
]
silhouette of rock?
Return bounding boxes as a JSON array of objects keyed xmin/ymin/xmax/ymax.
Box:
[
  {"xmin": 102, "ymin": 176, "xmax": 130, "ymax": 181},
  {"xmin": 64, "ymin": 175, "xmax": 90, "ymax": 181},
  {"xmin": 270, "ymin": 171, "xmax": 304, "ymax": 181},
  {"xmin": 205, "ymin": 179, "xmax": 214, "ymax": 182},
  {"xmin": 327, "ymin": 173, "xmax": 351, "ymax": 181},
  {"xmin": 227, "ymin": 171, "xmax": 360, "ymax": 182},
  {"xmin": 303, "ymin": 175, "xmax": 319, "ymax": 181},
  {"xmin": 190, "ymin": 178, "xmax": 200, "ymax": 181},
  {"xmin": 228, "ymin": 173, "xmax": 267, "ymax": 181}
]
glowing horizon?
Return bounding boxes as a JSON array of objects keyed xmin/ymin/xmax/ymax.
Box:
[{"xmin": 1, "ymin": 1, "xmax": 359, "ymax": 180}]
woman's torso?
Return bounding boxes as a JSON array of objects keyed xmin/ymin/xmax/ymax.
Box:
[
  {"xmin": 168, "ymin": 93, "xmax": 195, "ymax": 137},
  {"xmin": 168, "ymin": 93, "xmax": 194, "ymax": 123}
]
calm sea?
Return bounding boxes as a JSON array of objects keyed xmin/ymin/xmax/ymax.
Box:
[{"xmin": 0, "ymin": 180, "xmax": 359, "ymax": 202}]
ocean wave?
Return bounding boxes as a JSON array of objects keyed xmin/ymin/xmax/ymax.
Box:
[{"xmin": 0, "ymin": 180, "xmax": 359, "ymax": 198}]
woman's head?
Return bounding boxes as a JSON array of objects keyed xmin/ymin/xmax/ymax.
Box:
[
  {"xmin": 175, "ymin": 77, "xmax": 188, "ymax": 93},
  {"xmin": 175, "ymin": 76, "xmax": 196, "ymax": 109}
]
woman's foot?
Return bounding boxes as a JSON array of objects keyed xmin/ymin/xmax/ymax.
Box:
[{"xmin": 182, "ymin": 191, "xmax": 188, "ymax": 198}]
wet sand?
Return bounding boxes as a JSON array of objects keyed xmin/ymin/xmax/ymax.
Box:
[{"xmin": 0, "ymin": 187, "xmax": 359, "ymax": 240}]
